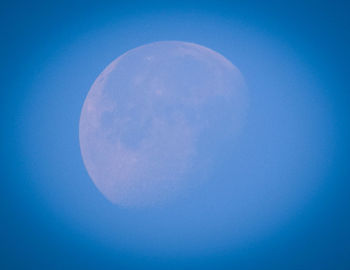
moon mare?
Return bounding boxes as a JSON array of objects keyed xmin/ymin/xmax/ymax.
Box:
[{"xmin": 79, "ymin": 41, "xmax": 248, "ymax": 207}]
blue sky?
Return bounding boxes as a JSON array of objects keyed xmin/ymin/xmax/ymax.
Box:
[{"xmin": 1, "ymin": 0, "xmax": 350, "ymax": 269}]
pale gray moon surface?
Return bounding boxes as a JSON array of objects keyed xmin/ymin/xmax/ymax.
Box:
[{"xmin": 79, "ymin": 41, "xmax": 248, "ymax": 207}]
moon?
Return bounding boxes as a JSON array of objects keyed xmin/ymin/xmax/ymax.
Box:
[{"xmin": 79, "ymin": 41, "xmax": 248, "ymax": 207}]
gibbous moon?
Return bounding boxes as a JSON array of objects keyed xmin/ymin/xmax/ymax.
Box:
[{"xmin": 79, "ymin": 41, "xmax": 248, "ymax": 207}]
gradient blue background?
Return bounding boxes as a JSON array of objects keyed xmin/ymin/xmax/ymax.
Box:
[{"xmin": 1, "ymin": 0, "xmax": 350, "ymax": 269}]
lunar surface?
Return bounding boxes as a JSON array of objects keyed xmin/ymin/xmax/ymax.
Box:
[{"xmin": 79, "ymin": 41, "xmax": 248, "ymax": 207}]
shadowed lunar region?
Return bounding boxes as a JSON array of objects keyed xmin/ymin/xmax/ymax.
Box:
[{"xmin": 79, "ymin": 41, "xmax": 248, "ymax": 207}]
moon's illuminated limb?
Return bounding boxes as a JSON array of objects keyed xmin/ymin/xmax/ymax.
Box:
[{"xmin": 79, "ymin": 41, "xmax": 248, "ymax": 207}]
